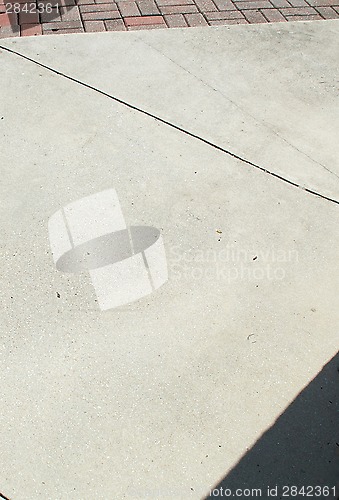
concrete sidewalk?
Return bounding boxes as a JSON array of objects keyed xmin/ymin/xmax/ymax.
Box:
[{"xmin": 0, "ymin": 21, "xmax": 338, "ymax": 499}]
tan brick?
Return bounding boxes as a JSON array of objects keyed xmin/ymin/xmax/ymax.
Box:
[
  {"xmin": 234, "ymin": 1, "xmax": 271, "ymax": 9},
  {"xmin": 0, "ymin": 24, "xmax": 20, "ymax": 36},
  {"xmin": 40, "ymin": 10, "xmax": 62, "ymax": 22},
  {"xmin": 208, "ymin": 17, "xmax": 248, "ymax": 22},
  {"xmin": 83, "ymin": 19, "xmax": 106, "ymax": 29},
  {"xmin": 164, "ymin": 12, "xmax": 188, "ymax": 25},
  {"xmin": 157, "ymin": 0, "xmax": 194, "ymax": 5},
  {"xmin": 42, "ymin": 19, "xmax": 82, "ymax": 28},
  {"xmin": 127, "ymin": 22, "xmax": 166, "ymax": 27},
  {"xmin": 316, "ymin": 6, "xmax": 339, "ymax": 17},
  {"xmin": 124, "ymin": 13, "xmax": 165, "ymax": 22},
  {"xmin": 213, "ymin": 0, "xmax": 236, "ymax": 9},
  {"xmin": 261, "ymin": 7, "xmax": 286, "ymax": 20},
  {"xmin": 60, "ymin": 6, "xmax": 81, "ymax": 20},
  {"xmin": 206, "ymin": 9, "xmax": 244, "ymax": 17},
  {"xmin": 288, "ymin": 0, "xmax": 309, "ymax": 6},
  {"xmin": 105, "ymin": 17, "xmax": 126, "ymax": 27},
  {"xmin": 117, "ymin": 1, "xmax": 140, "ymax": 15},
  {"xmin": 80, "ymin": 3, "xmax": 118, "ymax": 11},
  {"xmin": 81, "ymin": 9, "xmax": 121, "ymax": 18},
  {"xmin": 194, "ymin": 0, "xmax": 217, "ymax": 10},
  {"xmin": 159, "ymin": 4, "xmax": 198, "ymax": 12},
  {"xmin": 137, "ymin": 0, "xmax": 160, "ymax": 14},
  {"xmin": 284, "ymin": 12, "xmax": 322, "ymax": 17},
  {"xmin": 307, "ymin": 0, "xmax": 339, "ymax": 5},
  {"xmin": 44, "ymin": 26, "xmax": 84, "ymax": 32},
  {"xmin": 244, "ymin": 8, "xmax": 268, "ymax": 20},
  {"xmin": 279, "ymin": 6, "xmax": 318, "ymax": 13},
  {"xmin": 269, "ymin": 0, "xmax": 290, "ymax": 7},
  {"xmin": 185, "ymin": 12, "xmax": 208, "ymax": 24}
]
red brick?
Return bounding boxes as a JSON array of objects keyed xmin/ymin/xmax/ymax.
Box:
[
  {"xmin": 0, "ymin": 4, "xmax": 6, "ymax": 13},
  {"xmin": 316, "ymin": 6, "xmax": 339, "ymax": 16},
  {"xmin": 18, "ymin": 11, "xmax": 39, "ymax": 23},
  {"xmin": 0, "ymin": 12, "xmax": 17, "ymax": 25},
  {"xmin": 194, "ymin": 0, "xmax": 217, "ymax": 10},
  {"xmin": 117, "ymin": 1, "xmax": 140, "ymax": 15},
  {"xmin": 185, "ymin": 12, "xmax": 207, "ymax": 23},
  {"xmin": 157, "ymin": 0, "xmax": 194, "ymax": 5},
  {"xmin": 244, "ymin": 8, "xmax": 268, "ymax": 20},
  {"xmin": 21, "ymin": 22, "xmax": 42, "ymax": 34},
  {"xmin": 83, "ymin": 19, "xmax": 106, "ymax": 29},
  {"xmin": 137, "ymin": 0, "xmax": 160, "ymax": 14},
  {"xmin": 80, "ymin": 3, "xmax": 118, "ymax": 11},
  {"xmin": 164, "ymin": 12, "xmax": 187, "ymax": 24},
  {"xmin": 206, "ymin": 8, "xmax": 244, "ymax": 17},
  {"xmin": 208, "ymin": 17, "xmax": 248, "ymax": 22},
  {"xmin": 261, "ymin": 7, "xmax": 286, "ymax": 19},
  {"xmin": 81, "ymin": 9, "xmax": 121, "ymax": 17},
  {"xmin": 235, "ymin": 1, "xmax": 271, "ymax": 8},
  {"xmin": 279, "ymin": 6, "xmax": 318, "ymax": 13},
  {"xmin": 159, "ymin": 3, "xmax": 198, "ymax": 12},
  {"xmin": 124, "ymin": 13, "xmax": 165, "ymax": 22},
  {"xmin": 105, "ymin": 17, "xmax": 126, "ymax": 27}
]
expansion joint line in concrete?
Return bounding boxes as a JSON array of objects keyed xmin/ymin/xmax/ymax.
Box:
[
  {"xmin": 0, "ymin": 491, "xmax": 11, "ymax": 500},
  {"xmin": 1, "ymin": 44, "xmax": 338, "ymax": 207}
]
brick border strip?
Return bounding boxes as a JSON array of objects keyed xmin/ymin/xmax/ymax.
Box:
[{"xmin": 0, "ymin": 0, "xmax": 338, "ymax": 38}]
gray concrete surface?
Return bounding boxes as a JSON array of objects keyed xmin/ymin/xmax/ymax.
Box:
[{"xmin": 0, "ymin": 21, "xmax": 338, "ymax": 500}]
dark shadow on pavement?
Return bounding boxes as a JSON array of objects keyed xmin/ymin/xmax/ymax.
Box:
[{"xmin": 205, "ymin": 353, "xmax": 339, "ymax": 500}]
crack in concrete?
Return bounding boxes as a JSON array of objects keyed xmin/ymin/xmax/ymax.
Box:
[
  {"xmin": 140, "ymin": 37, "xmax": 339, "ymax": 181},
  {"xmin": 0, "ymin": 43, "xmax": 338, "ymax": 207}
]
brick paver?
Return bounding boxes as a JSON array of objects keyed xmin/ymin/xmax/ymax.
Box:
[{"xmin": 0, "ymin": 0, "xmax": 338, "ymax": 37}]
